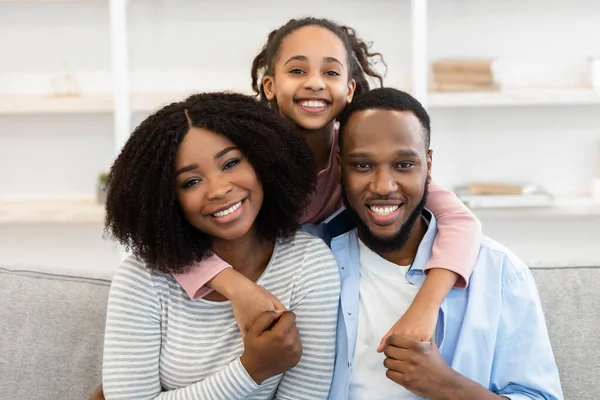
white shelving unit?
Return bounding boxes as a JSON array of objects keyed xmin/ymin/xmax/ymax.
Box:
[
  {"xmin": 0, "ymin": 90, "xmax": 254, "ymax": 114},
  {"xmin": 0, "ymin": 200, "xmax": 104, "ymax": 223},
  {"xmin": 1, "ymin": 0, "xmax": 599, "ymax": 223}
]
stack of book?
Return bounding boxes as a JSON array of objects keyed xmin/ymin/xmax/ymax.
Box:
[
  {"xmin": 431, "ymin": 59, "xmax": 499, "ymax": 92},
  {"xmin": 456, "ymin": 183, "xmax": 554, "ymax": 209}
]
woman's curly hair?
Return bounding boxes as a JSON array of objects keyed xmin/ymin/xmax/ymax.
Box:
[{"xmin": 104, "ymin": 92, "xmax": 316, "ymax": 274}]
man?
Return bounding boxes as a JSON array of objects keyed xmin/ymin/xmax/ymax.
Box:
[{"xmin": 325, "ymin": 88, "xmax": 563, "ymax": 399}]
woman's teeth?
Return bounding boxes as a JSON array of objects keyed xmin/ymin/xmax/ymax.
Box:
[
  {"xmin": 213, "ymin": 201, "xmax": 242, "ymax": 218},
  {"xmin": 369, "ymin": 205, "xmax": 400, "ymax": 216}
]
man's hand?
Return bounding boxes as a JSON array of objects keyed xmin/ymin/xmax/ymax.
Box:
[
  {"xmin": 383, "ymin": 335, "xmax": 456, "ymax": 399},
  {"xmin": 377, "ymin": 301, "xmax": 438, "ymax": 352},
  {"xmin": 88, "ymin": 384, "xmax": 105, "ymax": 400},
  {"xmin": 240, "ymin": 311, "xmax": 302, "ymax": 384}
]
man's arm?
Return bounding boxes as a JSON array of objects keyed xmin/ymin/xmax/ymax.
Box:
[
  {"xmin": 488, "ymin": 256, "xmax": 563, "ymax": 399},
  {"xmin": 383, "ymin": 255, "xmax": 563, "ymax": 400}
]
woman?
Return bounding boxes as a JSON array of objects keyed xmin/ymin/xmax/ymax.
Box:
[{"xmin": 101, "ymin": 92, "xmax": 340, "ymax": 399}]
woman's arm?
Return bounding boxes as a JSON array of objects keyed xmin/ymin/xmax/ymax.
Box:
[
  {"xmin": 102, "ymin": 257, "xmax": 260, "ymax": 400},
  {"xmin": 275, "ymin": 237, "xmax": 341, "ymax": 400}
]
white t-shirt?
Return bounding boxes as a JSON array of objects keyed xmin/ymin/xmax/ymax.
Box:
[{"xmin": 348, "ymin": 238, "xmax": 420, "ymax": 400}]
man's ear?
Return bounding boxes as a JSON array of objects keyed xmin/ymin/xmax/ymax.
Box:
[
  {"xmin": 346, "ymin": 79, "xmax": 357, "ymax": 104},
  {"xmin": 426, "ymin": 149, "xmax": 433, "ymax": 178},
  {"xmin": 262, "ymin": 75, "xmax": 276, "ymax": 101}
]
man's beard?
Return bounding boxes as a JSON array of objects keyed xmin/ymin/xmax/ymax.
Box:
[{"xmin": 341, "ymin": 179, "xmax": 429, "ymax": 254}]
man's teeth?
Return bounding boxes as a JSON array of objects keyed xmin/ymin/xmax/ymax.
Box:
[
  {"xmin": 213, "ymin": 201, "xmax": 242, "ymax": 218},
  {"xmin": 369, "ymin": 205, "xmax": 399, "ymax": 216},
  {"xmin": 299, "ymin": 100, "xmax": 328, "ymax": 108}
]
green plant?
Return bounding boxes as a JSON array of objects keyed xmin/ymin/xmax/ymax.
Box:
[{"xmin": 98, "ymin": 172, "xmax": 109, "ymax": 184}]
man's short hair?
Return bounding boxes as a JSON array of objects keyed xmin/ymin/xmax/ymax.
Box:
[{"xmin": 338, "ymin": 87, "xmax": 431, "ymax": 148}]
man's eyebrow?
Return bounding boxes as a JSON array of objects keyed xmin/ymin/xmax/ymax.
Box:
[
  {"xmin": 348, "ymin": 152, "xmax": 373, "ymax": 159},
  {"xmin": 395, "ymin": 149, "xmax": 419, "ymax": 158}
]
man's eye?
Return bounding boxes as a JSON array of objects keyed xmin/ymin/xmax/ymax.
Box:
[
  {"xmin": 397, "ymin": 162, "xmax": 415, "ymax": 169},
  {"xmin": 355, "ymin": 162, "xmax": 371, "ymax": 169}
]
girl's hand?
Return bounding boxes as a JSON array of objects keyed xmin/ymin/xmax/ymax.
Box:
[{"xmin": 377, "ymin": 301, "xmax": 438, "ymax": 353}]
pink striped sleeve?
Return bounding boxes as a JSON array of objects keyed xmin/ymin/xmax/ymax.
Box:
[
  {"xmin": 172, "ymin": 254, "xmax": 232, "ymax": 300},
  {"xmin": 424, "ymin": 180, "xmax": 482, "ymax": 288}
]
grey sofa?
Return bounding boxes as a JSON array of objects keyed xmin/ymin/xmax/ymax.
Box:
[{"xmin": 1, "ymin": 263, "xmax": 597, "ymax": 400}]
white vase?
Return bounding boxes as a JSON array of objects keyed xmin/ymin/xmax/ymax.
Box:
[{"xmin": 97, "ymin": 182, "xmax": 107, "ymax": 204}]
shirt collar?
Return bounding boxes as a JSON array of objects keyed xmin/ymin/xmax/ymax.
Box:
[{"xmin": 328, "ymin": 208, "xmax": 438, "ymax": 274}]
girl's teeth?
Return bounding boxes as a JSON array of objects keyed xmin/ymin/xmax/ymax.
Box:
[
  {"xmin": 300, "ymin": 100, "xmax": 327, "ymax": 108},
  {"xmin": 370, "ymin": 205, "xmax": 399, "ymax": 216},
  {"xmin": 213, "ymin": 201, "xmax": 242, "ymax": 218}
]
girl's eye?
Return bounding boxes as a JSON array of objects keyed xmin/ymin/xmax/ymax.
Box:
[
  {"xmin": 289, "ymin": 68, "xmax": 305, "ymax": 74},
  {"xmin": 325, "ymin": 71, "xmax": 341, "ymax": 76},
  {"xmin": 182, "ymin": 178, "xmax": 201, "ymax": 189},
  {"xmin": 223, "ymin": 158, "xmax": 241, "ymax": 170}
]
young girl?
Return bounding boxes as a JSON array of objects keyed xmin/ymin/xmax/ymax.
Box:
[
  {"xmin": 175, "ymin": 17, "xmax": 482, "ymax": 348},
  {"xmin": 101, "ymin": 93, "xmax": 340, "ymax": 399}
]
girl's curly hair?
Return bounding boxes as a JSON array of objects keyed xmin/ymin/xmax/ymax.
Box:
[
  {"xmin": 251, "ymin": 17, "xmax": 387, "ymax": 104},
  {"xmin": 104, "ymin": 92, "xmax": 316, "ymax": 274}
]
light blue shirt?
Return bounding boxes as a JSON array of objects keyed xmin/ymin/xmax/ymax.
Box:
[{"xmin": 321, "ymin": 209, "xmax": 563, "ymax": 400}]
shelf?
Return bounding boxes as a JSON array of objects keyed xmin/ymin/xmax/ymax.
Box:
[
  {"xmin": 0, "ymin": 200, "xmax": 105, "ymax": 223},
  {"xmin": 0, "ymin": 91, "xmax": 253, "ymax": 115},
  {"xmin": 471, "ymin": 197, "xmax": 600, "ymax": 218},
  {"xmin": 2, "ymin": 196, "xmax": 599, "ymax": 224},
  {"xmin": 428, "ymin": 87, "xmax": 600, "ymax": 108}
]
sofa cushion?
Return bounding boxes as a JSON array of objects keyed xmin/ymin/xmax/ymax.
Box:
[
  {"xmin": 0, "ymin": 265, "xmax": 110, "ymax": 400},
  {"xmin": 531, "ymin": 265, "xmax": 599, "ymax": 399}
]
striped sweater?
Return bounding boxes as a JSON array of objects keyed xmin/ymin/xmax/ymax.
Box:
[{"xmin": 102, "ymin": 232, "xmax": 340, "ymax": 400}]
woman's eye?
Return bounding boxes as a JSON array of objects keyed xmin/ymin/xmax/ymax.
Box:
[
  {"xmin": 182, "ymin": 178, "xmax": 201, "ymax": 189},
  {"xmin": 223, "ymin": 158, "xmax": 241, "ymax": 170},
  {"xmin": 355, "ymin": 162, "xmax": 371, "ymax": 169}
]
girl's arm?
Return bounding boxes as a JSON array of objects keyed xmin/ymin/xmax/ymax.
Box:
[
  {"xmin": 424, "ymin": 179, "xmax": 482, "ymax": 288},
  {"xmin": 174, "ymin": 256, "xmax": 286, "ymax": 338},
  {"xmin": 378, "ymin": 179, "xmax": 481, "ymax": 348},
  {"xmin": 172, "ymin": 254, "xmax": 231, "ymax": 300}
]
